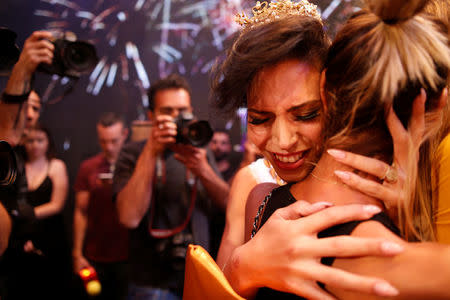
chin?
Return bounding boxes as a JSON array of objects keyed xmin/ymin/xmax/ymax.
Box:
[{"xmin": 278, "ymin": 168, "xmax": 311, "ymax": 183}]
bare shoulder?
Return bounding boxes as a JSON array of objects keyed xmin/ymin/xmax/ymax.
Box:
[
  {"xmin": 228, "ymin": 166, "xmax": 259, "ymax": 215},
  {"xmin": 351, "ymin": 218, "xmax": 404, "ymax": 243},
  {"xmin": 48, "ymin": 159, "xmax": 68, "ymax": 177},
  {"xmin": 231, "ymin": 165, "xmax": 256, "ymax": 186}
]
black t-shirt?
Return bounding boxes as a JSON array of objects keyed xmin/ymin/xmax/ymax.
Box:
[
  {"xmin": 112, "ymin": 141, "xmax": 221, "ymax": 293},
  {"xmin": 253, "ymin": 184, "xmax": 401, "ymax": 300}
]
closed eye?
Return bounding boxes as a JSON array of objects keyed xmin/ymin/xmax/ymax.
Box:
[
  {"xmin": 248, "ymin": 116, "xmax": 270, "ymax": 125},
  {"xmin": 295, "ymin": 109, "xmax": 320, "ymax": 121}
]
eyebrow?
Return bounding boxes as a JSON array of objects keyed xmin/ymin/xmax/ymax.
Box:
[{"xmin": 248, "ymin": 99, "xmax": 321, "ymax": 114}]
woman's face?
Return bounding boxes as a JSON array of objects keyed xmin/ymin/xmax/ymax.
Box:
[
  {"xmin": 247, "ymin": 59, "xmax": 323, "ymax": 182},
  {"xmin": 25, "ymin": 129, "xmax": 49, "ymax": 160}
]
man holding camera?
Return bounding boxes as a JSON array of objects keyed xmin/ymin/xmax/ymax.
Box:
[
  {"xmin": 114, "ymin": 74, "xmax": 229, "ymax": 300},
  {"xmin": 0, "ymin": 31, "xmax": 54, "ymax": 258}
]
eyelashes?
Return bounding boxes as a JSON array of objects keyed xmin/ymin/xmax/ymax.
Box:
[{"xmin": 295, "ymin": 109, "xmax": 321, "ymax": 121}]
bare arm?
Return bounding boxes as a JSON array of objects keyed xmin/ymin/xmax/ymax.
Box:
[
  {"xmin": 216, "ymin": 166, "xmax": 259, "ymax": 268},
  {"xmin": 224, "ymin": 189, "xmax": 405, "ymax": 300},
  {"xmin": 1, "ymin": 31, "xmax": 53, "ymax": 145},
  {"xmin": 116, "ymin": 140, "xmax": 156, "ymax": 228},
  {"xmin": 72, "ymin": 191, "xmax": 92, "ymax": 272},
  {"xmin": 34, "ymin": 159, "xmax": 68, "ymax": 219},
  {"xmin": 0, "ymin": 202, "xmax": 12, "ymax": 256},
  {"xmin": 116, "ymin": 114, "xmax": 176, "ymax": 228},
  {"xmin": 329, "ymin": 221, "xmax": 450, "ymax": 300}
]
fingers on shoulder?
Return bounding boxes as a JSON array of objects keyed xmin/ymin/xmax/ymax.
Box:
[{"xmin": 299, "ymin": 204, "xmax": 381, "ymax": 233}]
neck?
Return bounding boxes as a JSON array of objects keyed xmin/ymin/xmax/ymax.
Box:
[{"xmin": 291, "ymin": 153, "xmax": 382, "ymax": 209}]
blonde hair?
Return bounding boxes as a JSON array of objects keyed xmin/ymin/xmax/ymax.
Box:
[
  {"xmin": 423, "ymin": 0, "xmax": 450, "ymax": 239},
  {"xmin": 323, "ymin": 0, "xmax": 450, "ymax": 241}
]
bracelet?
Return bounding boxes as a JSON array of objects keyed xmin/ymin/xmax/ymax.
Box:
[{"xmin": 1, "ymin": 91, "xmax": 31, "ymax": 104}]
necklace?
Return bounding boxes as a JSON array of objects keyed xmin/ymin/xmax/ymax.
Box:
[{"xmin": 310, "ymin": 171, "xmax": 340, "ymax": 185}]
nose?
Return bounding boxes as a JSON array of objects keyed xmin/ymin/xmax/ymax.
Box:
[
  {"xmin": 171, "ymin": 109, "xmax": 180, "ymax": 119},
  {"xmin": 272, "ymin": 118, "xmax": 297, "ymax": 151}
]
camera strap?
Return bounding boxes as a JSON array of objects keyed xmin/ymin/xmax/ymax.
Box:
[{"xmin": 148, "ymin": 158, "xmax": 198, "ymax": 239}]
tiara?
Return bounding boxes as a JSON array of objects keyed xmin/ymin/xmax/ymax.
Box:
[{"xmin": 236, "ymin": 0, "xmax": 322, "ymax": 29}]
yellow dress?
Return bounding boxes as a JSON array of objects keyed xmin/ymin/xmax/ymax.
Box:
[{"xmin": 434, "ymin": 134, "xmax": 450, "ymax": 244}]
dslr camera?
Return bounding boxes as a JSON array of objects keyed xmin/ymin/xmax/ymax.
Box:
[
  {"xmin": 38, "ymin": 35, "xmax": 98, "ymax": 79},
  {"xmin": 175, "ymin": 112, "xmax": 213, "ymax": 147},
  {"xmin": 0, "ymin": 141, "xmax": 17, "ymax": 187},
  {"xmin": 155, "ymin": 232, "xmax": 193, "ymax": 271}
]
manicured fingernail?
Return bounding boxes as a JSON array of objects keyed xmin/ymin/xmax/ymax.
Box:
[
  {"xmin": 313, "ymin": 201, "xmax": 334, "ymax": 208},
  {"xmin": 327, "ymin": 149, "xmax": 346, "ymax": 160},
  {"xmin": 381, "ymin": 241, "xmax": 404, "ymax": 254},
  {"xmin": 363, "ymin": 205, "xmax": 381, "ymax": 214},
  {"xmin": 334, "ymin": 170, "xmax": 351, "ymax": 180},
  {"xmin": 374, "ymin": 281, "xmax": 399, "ymax": 297}
]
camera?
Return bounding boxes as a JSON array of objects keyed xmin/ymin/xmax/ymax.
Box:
[
  {"xmin": 175, "ymin": 112, "xmax": 213, "ymax": 147},
  {"xmin": 0, "ymin": 28, "xmax": 20, "ymax": 76},
  {"xmin": 38, "ymin": 38, "xmax": 99, "ymax": 79},
  {"xmin": 0, "ymin": 141, "xmax": 17, "ymax": 187},
  {"xmin": 155, "ymin": 232, "xmax": 193, "ymax": 271}
]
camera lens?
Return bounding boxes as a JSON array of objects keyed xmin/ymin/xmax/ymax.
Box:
[
  {"xmin": 63, "ymin": 41, "xmax": 98, "ymax": 73},
  {"xmin": 186, "ymin": 121, "xmax": 213, "ymax": 147}
]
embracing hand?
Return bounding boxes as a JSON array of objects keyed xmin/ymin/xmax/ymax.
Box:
[
  {"xmin": 226, "ymin": 201, "xmax": 403, "ymax": 300},
  {"xmin": 328, "ymin": 90, "xmax": 428, "ymax": 216}
]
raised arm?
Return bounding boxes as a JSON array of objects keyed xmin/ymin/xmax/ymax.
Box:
[
  {"xmin": 1, "ymin": 31, "xmax": 53, "ymax": 144},
  {"xmin": 116, "ymin": 114, "xmax": 175, "ymax": 228}
]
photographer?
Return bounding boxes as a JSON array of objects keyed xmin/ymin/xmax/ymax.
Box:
[
  {"xmin": 0, "ymin": 31, "xmax": 54, "ymax": 257},
  {"xmin": 114, "ymin": 74, "xmax": 229, "ymax": 300}
]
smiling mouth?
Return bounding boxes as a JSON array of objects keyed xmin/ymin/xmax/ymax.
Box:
[{"xmin": 273, "ymin": 151, "xmax": 307, "ymax": 163}]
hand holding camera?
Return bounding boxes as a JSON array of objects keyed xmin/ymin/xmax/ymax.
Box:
[{"xmin": 15, "ymin": 31, "xmax": 55, "ymax": 76}]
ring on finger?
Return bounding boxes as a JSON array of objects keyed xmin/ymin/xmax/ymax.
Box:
[
  {"xmin": 380, "ymin": 163, "xmax": 398, "ymax": 184},
  {"xmin": 158, "ymin": 123, "xmax": 164, "ymax": 129}
]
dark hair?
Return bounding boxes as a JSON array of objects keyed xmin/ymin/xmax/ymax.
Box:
[
  {"xmin": 98, "ymin": 112, "xmax": 126, "ymax": 127},
  {"xmin": 211, "ymin": 14, "xmax": 330, "ymax": 115},
  {"xmin": 25, "ymin": 123, "xmax": 56, "ymax": 160},
  {"xmin": 213, "ymin": 129, "xmax": 231, "ymax": 136},
  {"xmin": 146, "ymin": 74, "xmax": 192, "ymax": 111}
]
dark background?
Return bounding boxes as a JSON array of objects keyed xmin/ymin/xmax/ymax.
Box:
[{"xmin": 0, "ymin": 0, "xmax": 359, "ymax": 222}]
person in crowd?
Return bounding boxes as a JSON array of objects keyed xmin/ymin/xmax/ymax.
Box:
[
  {"xmin": 212, "ymin": 1, "xmax": 425, "ymax": 296},
  {"xmin": 209, "ymin": 130, "xmax": 242, "ymax": 182},
  {"xmin": 213, "ymin": 0, "xmax": 450, "ymax": 298},
  {"xmin": 73, "ymin": 112, "xmax": 129, "ymax": 300},
  {"xmin": 209, "ymin": 130, "xmax": 260, "ymax": 183},
  {"xmin": 25, "ymin": 90, "xmax": 41, "ymax": 129},
  {"xmin": 425, "ymin": 0, "xmax": 450, "ymax": 244},
  {"xmin": 2, "ymin": 123, "xmax": 71, "ymax": 299},
  {"xmin": 113, "ymin": 74, "xmax": 229, "ymax": 300},
  {"xmin": 0, "ymin": 30, "xmax": 54, "ymax": 297}
]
